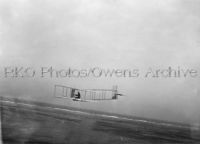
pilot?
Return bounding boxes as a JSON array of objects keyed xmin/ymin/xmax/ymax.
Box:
[{"xmin": 75, "ymin": 91, "xmax": 81, "ymax": 99}]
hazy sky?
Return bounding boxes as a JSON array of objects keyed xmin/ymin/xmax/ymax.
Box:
[{"xmin": 0, "ymin": 0, "xmax": 200, "ymax": 124}]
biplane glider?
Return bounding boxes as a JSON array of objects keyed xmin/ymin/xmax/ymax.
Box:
[{"xmin": 54, "ymin": 85, "xmax": 124, "ymax": 102}]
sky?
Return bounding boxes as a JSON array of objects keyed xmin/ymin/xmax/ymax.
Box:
[{"xmin": 0, "ymin": 0, "xmax": 200, "ymax": 125}]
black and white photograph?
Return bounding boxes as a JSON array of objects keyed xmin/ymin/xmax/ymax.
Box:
[{"xmin": 0, "ymin": 0, "xmax": 200, "ymax": 143}]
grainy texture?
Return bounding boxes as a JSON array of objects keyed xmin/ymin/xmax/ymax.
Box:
[{"xmin": 1, "ymin": 98, "xmax": 200, "ymax": 144}]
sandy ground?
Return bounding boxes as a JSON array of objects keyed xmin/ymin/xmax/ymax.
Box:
[{"xmin": 0, "ymin": 97, "xmax": 200, "ymax": 144}]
